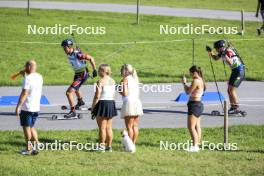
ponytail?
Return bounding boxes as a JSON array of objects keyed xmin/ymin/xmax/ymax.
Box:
[
  {"xmin": 189, "ymin": 65, "xmax": 206, "ymax": 91},
  {"xmin": 132, "ymin": 68, "xmax": 139, "ymax": 83},
  {"xmin": 198, "ymin": 67, "xmax": 206, "ymax": 91},
  {"xmin": 121, "ymin": 64, "xmax": 139, "ymax": 83}
]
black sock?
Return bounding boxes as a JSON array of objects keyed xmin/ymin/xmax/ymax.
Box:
[
  {"xmin": 232, "ymin": 104, "xmax": 239, "ymax": 109},
  {"xmin": 71, "ymin": 107, "xmax": 75, "ymax": 112}
]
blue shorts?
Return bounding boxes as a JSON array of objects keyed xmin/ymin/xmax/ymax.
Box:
[{"xmin": 20, "ymin": 110, "xmax": 39, "ymax": 127}]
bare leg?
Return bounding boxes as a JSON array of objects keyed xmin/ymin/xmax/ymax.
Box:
[
  {"xmin": 30, "ymin": 128, "xmax": 39, "ymax": 144},
  {"xmin": 229, "ymin": 86, "xmax": 238, "ymax": 106},
  {"xmin": 106, "ymin": 118, "xmax": 113, "ymax": 147},
  {"xmin": 66, "ymin": 87, "xmax": 75, "ymax": 109},
  {"xmin": 75, "ymin": 89, "xmax": 82, "ymax": 100},
  {"xmin": 125, "ymin": 117, "xmax": 134, "ymax": 141},
  {"xmin": 96, "ymin": 117, "xmax": 107, "ymax": 145},
  {"xmin": 227, "ymin": 86, "xmax": 234, "ymax": 106},
  {"xmin": 187, "ymin": 115, "xmax": 199, "ymax": 147},
  {"xmin": 132, "ymin": 116, "xmax": 139, "ymax": 144},
  {"xmin": 195, "ymin": 118, "xmax": 201, "ymax": 144},
  {"xmin": 23, "ymin": 127, "xmax": 32, "ymax": 151}
]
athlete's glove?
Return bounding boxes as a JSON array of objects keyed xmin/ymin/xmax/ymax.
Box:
[
  {"xmin": 92, "ymin": 70, "xmax": 97, "ymax": 78},
  {"xmin": 91, "ymin": 110, "xmax": 96, "ymax": 120},
  {"xmin": 206, "ymin": 45, "xmax": 212, "ymax": 52}
]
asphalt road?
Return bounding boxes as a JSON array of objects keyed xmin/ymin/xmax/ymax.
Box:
[
  {"xmin": 0, "ymin": 82, "xmax": 263, "ymax": 130},
  {"xmin": 0, "ymin": 1, "xmax": 262, "ymax": 21}
]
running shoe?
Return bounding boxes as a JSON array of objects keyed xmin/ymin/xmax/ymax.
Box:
[
  {"xmin": 228, "ymin": 106, "xmax": 238, "ymax": 114},
  {"xmin": 64, "ymin": 111, "xmax": 76, "ymax": 118},
  {"xmin": 105, "ymin": 146, "xmax": 112, "ymax": 152},
  {"xmin": 31, "ymin": 150, "xmax": 39, "ymax": 155},
  {"xmin": 229, "ymin": 108, "xmax": 242, "ymax": 115},
  {"xmin": 94, "ymin": 145, "xmax": 105, "ymax": 152},
  {"xmin": 20, "ymin": 150, "xmax": 32, "ymax": 155}
]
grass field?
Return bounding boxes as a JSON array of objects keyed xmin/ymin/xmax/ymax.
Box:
[
  {"xmin": 0, "ymin": 125, "xmax": 263, "ymax": 175},
  {"xmin": 0, "ymin": 8, "xmax": 264, "ymax": 86},
  {"xmin": 31, "ymin": 0, "xmax": 258, "ymax": 12}
]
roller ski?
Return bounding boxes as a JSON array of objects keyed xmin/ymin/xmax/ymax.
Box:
[
  {"xmin": 228, "ymin": 107, "xmax": 247, "ymax": 117},
  {"xmin": 52, "ymin": 111, "xmax": 83, "ymax": 120},
  {"xmin": 61, "ymin": 99, "xmax": 90, "ymax": 111},
  {"xmin": 211, "ymin": 110, "xmax": 222, "ymax": 116},
  {"xmin": 211, "ymin": 108, "xmax": 247, "ymax": 117}
]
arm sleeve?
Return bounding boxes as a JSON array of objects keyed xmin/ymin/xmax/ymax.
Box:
[
  {"xmin": 77, "ymin": 51, "xmax": 87, "ymax": 60},
  {"xmin": 226, "ymin": 50, "xmax": 233, "ymax": 58}
]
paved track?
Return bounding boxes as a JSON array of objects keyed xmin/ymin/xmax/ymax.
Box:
[
  {"xmin": 0, "ymin": 82, "xmax": 263, "ymax": 130},
  {"xmin": 0, "ymin": 1, "xmax": 262, "ymax": 21}
]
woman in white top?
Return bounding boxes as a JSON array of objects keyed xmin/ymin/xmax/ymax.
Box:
[
  {"xmin": 92, "ymin": 64, "xmax": 117, "ymax": 152},
  {"xmin": 119, "ymin": 64, "xmax": 143, "ymax": 145},
  {"xmin": 182, "ymin": 65, "xmax": 206, "ymax": 152}
]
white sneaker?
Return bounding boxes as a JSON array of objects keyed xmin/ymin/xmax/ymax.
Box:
[
  {"xmin": 33, "ymin": 142, "xmax": 41, "ymax": 151},
  {"xmin": 95, "ymin": 145, "xmax": 105, "ymax": 152},
  {"xmin": 20, "ymin": 149, "xmax": 39, "ymax": 155},
  {"xmin": 186, "ymin": 146, "xmax": 200, "ymax": 152},
  {"xmin": 20, "ymin": 150, "xmax": 32, "ymax": 155}
]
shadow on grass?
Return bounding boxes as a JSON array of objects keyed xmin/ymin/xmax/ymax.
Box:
[
  {"xmin": 245, "ymin": 149, "xmax": 264, "ymax": 154},
  {"xmin": 0, "ymin": 138, "xmax": 73, "ymax": 149},
  {"xmin": 85, "ymin": 137, "xmax": 98, "ymax": 143},
  {"xmin": 0, "ymin": 141, "xmax": 24, "ymax": 148},
  {"xmin": 205, "ymin": 146, "xmax": 264, "ymax": 154},
  {"xmin": 137, "ymin": 141, "xmax": 160, "ymax": 148},
  {"xmin": 38, "ymin": 137, "xmax": 69, "ymax": 144}
]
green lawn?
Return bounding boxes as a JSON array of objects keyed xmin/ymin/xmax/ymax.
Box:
[
  {"xmin": 31, "ymin": 0, "xmax": 258, "ymax": 12},
  {"xmin": 0, "ymin": 125, "xmax": 263, "ymax": 175},
  {"xmin": 0, "ymin": 8, "xmax": 264, "ymax": 86}
]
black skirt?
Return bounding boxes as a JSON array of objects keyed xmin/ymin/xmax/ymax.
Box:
[{"xmin": 92, "ymin": 100, "xmax": 117, "ymax": 118}]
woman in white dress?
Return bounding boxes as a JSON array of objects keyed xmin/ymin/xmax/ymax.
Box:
[{"xmin": 119, "ymin": 64, "xmax": 143, "ymax": 145}]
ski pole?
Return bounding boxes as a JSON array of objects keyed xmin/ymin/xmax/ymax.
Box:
[{"xmin": 208, "ymin": 53, "xmax": 224, "ymax": 111}]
